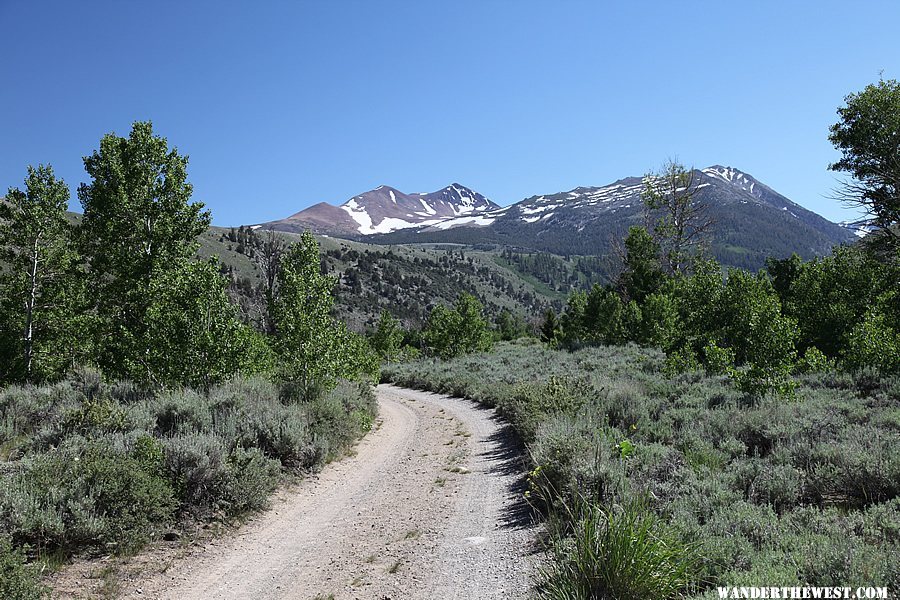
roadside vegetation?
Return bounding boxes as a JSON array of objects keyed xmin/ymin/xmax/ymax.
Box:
[
  {"xmin": 0, "ymin": 374, "xmax": 374, "ymax": 552},
  {"xmin": 0, "ymin": 122, "xmax": 378, "ymax": 594},
  {"xmin": 385, "ymin": 342, "xmax": 900, "ymax": 598},
  {"xmin": 386, "ymin": 79, "xmax": 900, "ymax": 599}
]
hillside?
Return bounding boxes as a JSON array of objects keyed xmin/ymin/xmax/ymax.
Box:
[
  {"xmin": 197, "ymin": 226, "xmax": 566, "ymax": 332},
  {"xmin": 363, "ymin": 166, "xmax": 856, "ymax": 270}
]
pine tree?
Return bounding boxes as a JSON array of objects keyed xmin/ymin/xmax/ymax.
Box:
[{"xmin": 540, "ymin": 308, "xmax": 561, "ymax": 347}]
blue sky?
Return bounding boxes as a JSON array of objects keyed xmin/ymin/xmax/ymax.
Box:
[{"xmin": 1, "ymin": 1, "xmax": 898, "ymax": 226}]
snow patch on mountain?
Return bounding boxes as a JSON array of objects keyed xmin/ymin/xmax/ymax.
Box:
[
  {"xmin": 703, "ymin": 166, "xmax": 760, "ymax": 197},
  {"xmin": 296, "ymin": 183, "xmax": 503, "ymax": 235},
  {"xmin": 839, "ymin": 219, "xmax": 873, "ymax": 238},
  {"xmin": 429, "ymin": 214, "xmax": 498, "ymax": 229},
  {"xmin": 340, "ymin": 199, "xmax": 377, "ymax": 234}
]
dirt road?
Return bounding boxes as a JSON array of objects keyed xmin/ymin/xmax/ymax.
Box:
[{"xmin": 116, "ymin": 384, "xmax": 538, "ymax": 599}]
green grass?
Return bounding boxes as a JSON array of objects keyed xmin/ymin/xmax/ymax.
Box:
[
  {"xmin": 541, "ymin": 500, "xmax": 703, "ymax": 600},
  {"xmin": 384, "ymin": 340, "xmax": 900, "ymax": 597}
]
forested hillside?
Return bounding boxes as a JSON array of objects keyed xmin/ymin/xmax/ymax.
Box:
[{"xmin": 197, "ymin": 226, "xmax": 589, "ymax": 331}]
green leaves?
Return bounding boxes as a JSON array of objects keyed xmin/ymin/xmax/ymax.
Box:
[
  {"xmin": 369, "ymin": 310, "xmax": 404, "ymax": 361},
  {"xmin": 829, "ymin": 78, "xmax": 900, "ymax": 249},
  {"xmin": 142, "ymin": 258, "xmax": 274, "ymax": 388},
  {"xmin": 616, "ymin": 438, "xmax": 635, "ymax": 460},
  {"xmin": 844, "ymin": 292, "xmax": 900, "ymax": 375},
  {"xmin": 78, "ymin": 121, "xmax": 211, "ymax": 380},
  {"xmin": 541, "ymin": 500, "xmax": 702, "ymax": 600},
  {"xmin": 270, "ymin": 232, "xmax": 376, "ymax": 395},
  {"xmin": 2, "ymin": 122, "xmax": 386, "ymax": 393},
  {"xmin": 0, "ymin": 165, "xmax": 86, "ymax": 383},
  {"xmin": 423, "ymin": 293, "xmax": 493, "ymax": 359},
  {"xmin": 556, "ymin": 253, "xmax": 804, "ymax": 397}
]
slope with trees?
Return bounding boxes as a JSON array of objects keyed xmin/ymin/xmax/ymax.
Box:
[
  {"xmin": 0, "ymin": 122, "xmax": 380, "ymax": 594},
  {"xmin": 387, "ymin": 79, "xmax": 900, "ymax": 598}
]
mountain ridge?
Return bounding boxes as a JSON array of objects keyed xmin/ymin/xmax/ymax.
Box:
[
  {"xmin": 255, "ymin": 166, "xmax": 857, "ymax": 271},
  {"xmin": 260, "ymin": 183, "xmax": 499, "ymax": 236}
]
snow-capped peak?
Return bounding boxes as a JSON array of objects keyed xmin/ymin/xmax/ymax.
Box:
[
  {"xmin": 279, "ymin": 183, "xmax": 500, "ymax": 236},
  {"xmin": 702, "ymin": 165, "xmax": 760, "ymax": 196}
]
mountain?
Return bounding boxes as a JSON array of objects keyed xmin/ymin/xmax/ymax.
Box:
[
  {"xmin": 361, "ymin": 166, "xmax": 858, "ymax": 270},
  {"xmin": 260, "ymin": 183, "xmax": 500, "ymax": 236},
  {"xmin": 839, "ymin": 219, "xmax": 873, "ymax": 238},
  {"xmin": 258, "ymin": 167, "xmax": 856, "ymax": 271}
]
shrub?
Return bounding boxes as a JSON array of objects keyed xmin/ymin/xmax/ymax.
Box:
[
  {"xmin": 504, "ymin": 375, "xmax": 594, "ymax": 442},
  {"xmin": 796, "ymin": 346, "xmax": 835, "ymax": 374},
  {"xmin": 0, "ymin": 444, "xmax": 176, "ymax": 554},
  {"xmin": 162, "ymin": 434, "xmax": 229, "ymax": 514},
  {"xmin": 79, "ymin": 445, "xmax": 177, "ymax": 552},
  {"xmin": 237, "ymin": 401, "xmax": 320, "ymax": 471},
  {"xmin": 385, "ymin": 342, "xmax": 900, "ymax": 593},
  {"xmin": 152, "ymin": 389, "xmax": 213, "ymax": 437},
  {"xmin": 307, "ymin": 381, "xmax": 376, "ymax": 462},
  {"xmin": 222, "ymin": 447, "xmax": 281, "ymax": 515},
  {"xmin": 530, "ymin": 414, "xmax": 624, "ymax": 509},
  {"xmin": 664, "ymin": 345, "xmax": 700, "ymax": 375},
  {"xmin": 0, "ymin": 370, "xmax": 378, "ymax": 572},
  {"xmin": 62, "ymin": 394, "xmax": 129, "ymax": 436},
  {"xmin": 0, "ymin": 538, "xmax": 48, "ymax": 600}
]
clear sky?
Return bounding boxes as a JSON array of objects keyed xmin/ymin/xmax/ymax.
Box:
[{"xmin": 1, "ymin": 1, "xmax": 898, "ymax": 226}]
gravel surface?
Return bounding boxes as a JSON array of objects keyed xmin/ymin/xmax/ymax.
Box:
[{"xmin": 106, "ymin": 384, "xmax": 540, "ymax": 599}]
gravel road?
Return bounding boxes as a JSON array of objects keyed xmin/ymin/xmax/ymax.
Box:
[{"xmin": 117, "ymin": 384, "xmax": 539, "ymax": 599}]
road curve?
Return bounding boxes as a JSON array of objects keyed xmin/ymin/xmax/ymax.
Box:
[{"xmin": 120, "ymin": 384, "xmax": 539, "ymax": 599}]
